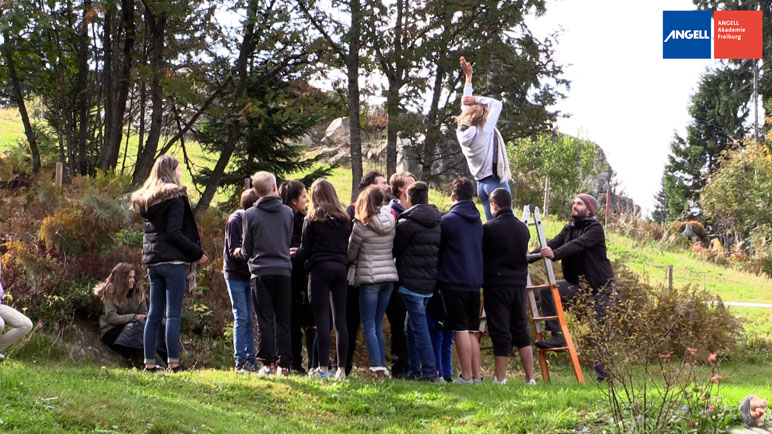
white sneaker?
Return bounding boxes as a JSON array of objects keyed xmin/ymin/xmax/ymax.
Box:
[
  {"xmin": 0, "ymin": 353, "xmax": 5, "ymax": 363},
  {"xmin": 492, "ymin": 377, "xmax": 508, "ymax": 385},
  {"xmin": 473, "ymin": 377, "xmax": 483, "ymax": 384},
  {"xmin": 526, "ymin": 379, "xmax": 537, "ymax": 386},
  {"xmin": 334, "ymin": 370, "xmax": 347, "ymax": 380},
  {"xmin": 454, "ymin": 374, "xmax": 474, "ymax": 384}
]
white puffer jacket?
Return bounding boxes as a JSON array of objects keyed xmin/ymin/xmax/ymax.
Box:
[{"xmin": 348, "ymin": 206, "xmax": 399, "ymax": 285}]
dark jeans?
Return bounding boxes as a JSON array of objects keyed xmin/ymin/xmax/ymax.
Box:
[
  {"xmin": 309, "ymin": 262, "xmax": 348, "ymax": 370},
  {"xmin": 385, "ymin": 290, "xmax": 409, "ymax": 376},
  {"xmin": 539, "ymin": 280, "xmax": 611, "ymax": 333},
  {"xmin": 144, "ymin": 263, "xmax": 186, "ymax": 364},
  {"xmin": 539, "ymin": 279, "xmax": 612, "ymax": 379},
  {"xmin": 252, "ymin": 275, "xmax": 292, "ymax": 368},
  {"xmin": 427, "ymin": 310, "xmax": 453, "ymax": 381},
  {"xmin": 344, "ymin": 284, "xmax": 361, "ymax": 375},
  {"xmin": 402, "ymin": 291, "xmax": 436, "ymax": 380}
]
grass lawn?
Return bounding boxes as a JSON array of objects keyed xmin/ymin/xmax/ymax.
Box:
[
  {"xmin": 1, "ymin": 358, "xmax": 771, "ymax": 433},
  {"xmin": 0, "ymin": 108, "xmax": 26, "ymax": 150}
]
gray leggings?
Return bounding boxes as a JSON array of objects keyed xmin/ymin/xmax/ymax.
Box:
[{"xmin": 0, "ymin": 304, "xmax": 33, "ymax": 351}]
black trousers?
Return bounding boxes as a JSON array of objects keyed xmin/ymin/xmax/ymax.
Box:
[
  {"xmin": 483, "ymin": 286, "xmax": 531, "ymax": 356},
  {"xmin": 290, "ymin": 266, "xmax": 316, "ymax": 371},
  {"xmin": 344, "ymin": 284, "xmax": 360, "ymax": 375},
  {"xmin": 252, "ymin": 275, "xmax": 292, "ymax": 368},
  {"xmin": 385, "ymin": 289, "xmax": 409, "ymax": 376},
  {"xmin": 309, "ymin": 262, "xmax": 348, "ymax": 370},
  {"xmin": 539, "ymin": 280, "xmax": 611, "ymax": 333},
  {"xmin": 102, "ymin": 325, "xmax": 168, "ymax": 363}
]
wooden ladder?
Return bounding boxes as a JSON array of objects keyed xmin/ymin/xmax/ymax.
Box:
[{"xmin": 522, "ymin": 205, "xmax": 584, "ymax": 384}]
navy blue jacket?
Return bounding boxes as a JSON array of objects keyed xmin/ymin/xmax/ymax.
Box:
[
  {"xmin": 222, "ymin": 209, "xmax": 250, "ymax": 281},
  {"xmin": 437, "ymin": 200, "xmax": 483, "ymax": 292}
]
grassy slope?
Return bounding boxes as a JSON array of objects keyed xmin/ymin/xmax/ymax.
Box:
[
  {"xmin": 0, "ymin": 108, "xmax": 25, "ymax": 150},
  {"xmin": 1, "ymin": 359, "xmax": 771, "ymax": 433}
]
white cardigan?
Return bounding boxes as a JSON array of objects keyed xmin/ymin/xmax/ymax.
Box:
[{"xmin": 456, "ymin": 83, "xmax": 510, "ymax": 183}]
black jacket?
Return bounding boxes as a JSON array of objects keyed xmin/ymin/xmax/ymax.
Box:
[
  {"xmin": 296, "ymin": 215, "xmax": 351, "ymax": 272},
  {"xmin": 437, "ymin": 200, "xmax": 483, "ymax": 292},
  {"xmin": 140, "ymin": 185, "xmax": 203, "ymax": 265},
  {"xmin": 482, "ymin": 209, "xmax": 530, "ymax": 288},
  {"xmin": 242, "ymin": 196, "xmax": 294, "ymax": 278},
  {"xmin": 542, "ymin": 217, "xmax": 615, "ymax": 289},
  {"xmin": 393, "ymin": 204, "xmax": 442, "ymax": 295}
]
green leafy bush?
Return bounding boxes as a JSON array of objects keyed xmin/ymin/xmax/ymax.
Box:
[{"xmin": 570, "ymin": 267, "xmax": 743, "ymax": 432}]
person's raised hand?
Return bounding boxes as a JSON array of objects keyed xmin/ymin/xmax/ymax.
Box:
[
  {"xmin": 460, "ymin": 56, "xmax": 473, "ymax": 80},
  {"xmin": 462, "ymin": 95, "xmax": 476, "ymax": 106}
]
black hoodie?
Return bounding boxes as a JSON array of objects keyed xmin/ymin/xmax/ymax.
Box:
[
  {"xmin": 437, "ymin": 200, "xmax": 483, "ymax": 292},
  {"xmin": 482, "ymin": 208, "xmax": 530, "ymax": 288},
  {"xmin": 296, "ymin": 215, "xmax": 352, "ymax": 272},
  {"xmin": 393, "ymin": 204, "xmax": 442, "ymax": 295},
  {"xmin": 242, "ymin": 195, "xmax": 294, "ymax": 278}
]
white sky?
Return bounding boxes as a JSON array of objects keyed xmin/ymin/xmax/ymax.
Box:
[{"xmin": 525, "ymin": 0, "xmax": 752, "ymax": 215}]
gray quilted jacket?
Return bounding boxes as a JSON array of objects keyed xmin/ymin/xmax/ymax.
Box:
[{"xmin": 348, "ymin": 206, "xmax": 399, "ymax": 285}]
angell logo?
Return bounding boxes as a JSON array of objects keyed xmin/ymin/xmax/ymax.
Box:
[
  {"xmin": 663, "ymin": 29, "xmax": 710, "ymax": 43},
  {"xmin": 663, "ymin": 11, "xmax": 712, "ymax": 59}
]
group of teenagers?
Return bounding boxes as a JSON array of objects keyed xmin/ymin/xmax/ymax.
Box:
[{"xmin": 1, "ymin": 55, "xmax": 615, "ymax": 384}]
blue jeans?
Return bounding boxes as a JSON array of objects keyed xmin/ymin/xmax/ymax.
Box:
[
  {"xmin": 477, "ymin": 177, "xmax": 511, "ymax": 221},
  {"xmin": 359, "ymin": 282, "xmax": 393, "ymax": 369},
  {"xmin": 402, "ymin": 291, "xmax": 436, "ymax": 380},
  {"xmin": 427, "ymin": 310, "xmax": 453, "ymax": 381},
  {"xmin": 226, "ymin": 279, "xmax": 255, "ymax": 367},
  {"xmin": 144, "ymin": 263, "xmax": 186, "ymax": 364}
]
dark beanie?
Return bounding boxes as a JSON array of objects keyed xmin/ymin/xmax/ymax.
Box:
[{"xmin": 577, "ymin": 193, "xmax": 598, "ymax": 216}]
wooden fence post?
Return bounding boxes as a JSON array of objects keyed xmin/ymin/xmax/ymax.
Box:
[{"xmin": 55, "ymin": 162, "xmax": 63, "ymax": 188}]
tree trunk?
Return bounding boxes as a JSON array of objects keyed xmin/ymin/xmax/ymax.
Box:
[
  {"xmin": 423, "ymin": 58, "xmax": 445, "ymax": 179},
  {"xmin": 75, "ymin": 0, "xmax": 92, "ymax": 175},
  {"xmin": 347, "ymin": 0, "xmax": 363, "ymax": 203},
  {"xmin": 385, "ymin": 79, "xmax": 399, "ymax": 178},
  {"xmin": 385, "ymin": 0, "xmax": 404, "ymax": 179},
  {"xmin": 132, "ymin": 9, "xmax": 166, "ymax": 185},
  {"xmin": 100, "ymin": 0, "xmax": 135, "ymax": 171},
  {"xmin": 102, "ymin": 4, "xmax": 115, "ymax": 173},
  {"xmin": 421, "ymin": 12, "xmax": 452, "ymax": 182},
  {"xmin": 193, "ymin": 0, "xmax": 257, "ymax": 213},
  {"xmin": 3, "ymin": 31, "xmax": 41, "ymax": 174}
]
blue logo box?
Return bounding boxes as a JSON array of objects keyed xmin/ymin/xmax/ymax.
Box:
[{"xmin": 663, "ymin": 11, "xmax": 712, "ymax": 59}]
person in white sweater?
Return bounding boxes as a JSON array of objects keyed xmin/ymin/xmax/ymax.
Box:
[{"xmin": 456, "ymin": 56, "xmax": 511, "ymax": 221}]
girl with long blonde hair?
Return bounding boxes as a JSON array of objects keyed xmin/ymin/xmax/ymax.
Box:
[
  {"xmin": 456, "ymin": 56, "xmax": 511, "ymax": 221},
  {"xmin": 131, "ymin": 155, "xmax": 208, "ymax": 372}
]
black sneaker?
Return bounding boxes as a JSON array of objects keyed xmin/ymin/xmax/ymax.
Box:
[
  {"xmin": 535, "ymin": 334, "xmax": 566, "ymax": 349},
  {"xmin": 292, "ymin": 366, "xmax": 307, "ymax": 376}
]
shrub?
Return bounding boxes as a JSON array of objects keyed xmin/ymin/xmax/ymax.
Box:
[{"xmin": 570, "ymin": 267, "xmax": 743, "ymax": 432}]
